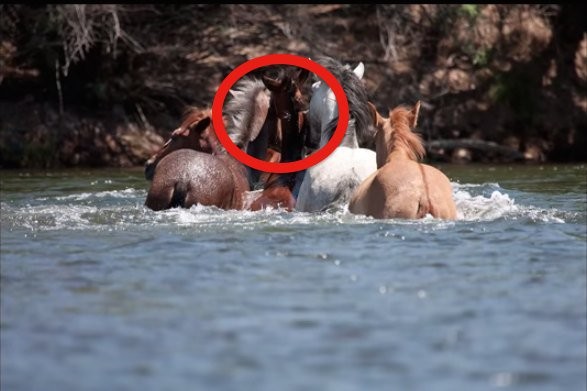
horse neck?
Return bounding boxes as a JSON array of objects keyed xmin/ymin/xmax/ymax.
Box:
[
  {"xmin": 280, "ymin": 112, "xmax": 304, "ymax": 162},
  {"xmin": 340, "ymin": 121, "xmax": 359, "ymax": 148},
  {"xmin": 265, "ymin": 98, "xmax": 305, "ymax": 192},
  {"xmin": 376, "ymin": 119, "xmax": 424, "ymax": 167},
  {"xmin": 319, "ymin": 116, "xmax": 359, "ymax": 149},
  {"xmin": 313, "ymin": 86, "xmax": 339, "ymax": 148}
]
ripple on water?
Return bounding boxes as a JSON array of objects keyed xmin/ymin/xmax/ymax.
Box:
[{"xmin": 1, "ymin": 181, "xmax": 582, "ymax": 233}]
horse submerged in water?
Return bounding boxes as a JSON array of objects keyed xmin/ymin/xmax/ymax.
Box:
[
  {"xmin": 144, "ymin": 67, "xmax": 309, "ymax": 211},
  {"xmin": 295, "ymin": 56, "xmax": 377, "ymax": 212},
  {"xmin": 349, "ymin": 101, "xmax": 457, "ymax": 220},
  {"xmin": 144, "ymin": 108, "xmax": 250, "ymax": 211}
]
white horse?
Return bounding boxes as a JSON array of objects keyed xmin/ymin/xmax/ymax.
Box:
[{"xmin": 295, "ymin": 57, "xmax": 377, "ymax": 212}]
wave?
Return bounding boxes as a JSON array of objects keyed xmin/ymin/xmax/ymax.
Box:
[{"xmin": 1, "ymin": 183, "xmax": 581, "ymax": 232}]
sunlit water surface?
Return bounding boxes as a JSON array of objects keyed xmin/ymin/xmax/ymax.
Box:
[{"xmin": 1, "ymin": 164, "xmax": 586, "ymax": 391}]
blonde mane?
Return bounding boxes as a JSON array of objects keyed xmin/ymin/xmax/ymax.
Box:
[
  {"xmin": 388, "ymin": 105, "xmax": 426, "ymax": 161},
  {"xmin": 224, "ymin": 78, "xmax": 271, "ymax": 147}
]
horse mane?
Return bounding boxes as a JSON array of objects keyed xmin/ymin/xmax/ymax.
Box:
[
  {"xmin": 315, "ymin": 56, "xmax": 375, "ymax": 148},
  {"xmin": 388, "ymin": 106, "xmax": 426, "ymax": 161},
  {"xmin": 224, "ymin": 77, "xmax": 271, "ymax": 147},
  {"xmin": 323, "ymin": 116, "xmax": 358, "ymax": 148}
]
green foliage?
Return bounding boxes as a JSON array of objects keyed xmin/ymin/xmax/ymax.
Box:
[
  {"xmin": 472, "ymin": 48, "xmax": 490, "ymax": 67},
  {"xmin": 458, "ymin": 4, "xmax": 479, "ymax": 20}
]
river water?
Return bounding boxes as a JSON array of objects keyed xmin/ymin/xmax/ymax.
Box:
[{"xmin": 1, "ymin": 164, "xmax": 585, "ymax": 391}]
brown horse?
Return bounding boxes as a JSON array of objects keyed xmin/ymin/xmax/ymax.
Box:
[
  {"xmin": 225, "ymin": 67, "xmax": 308, "ymax": 190},
  {"xmin": 247, "ymin": 69, "xmax": 310, "ymax": 211},
  {"xmin": 144, "ymin": 108, "xmax": 250, "ymax": 211},
  {"xmin": 349, "ymin": 101, "xmax": 457, "ymax": 220},
  {"xmin": 144, "ymin": 67, "xmax": 309, "ymax": 211}
]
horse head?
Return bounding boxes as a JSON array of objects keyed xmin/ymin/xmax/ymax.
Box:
[
  {"xmin": 144, "ymin": 108, "xmax": 218, "ymax": 180},
  {"xmin": 308, "ymin": 57, "xmax": 371, "ymax": 150},
  {"xmin": 262, "ymin": 66, "xmax": 310, "ymax": 164}
]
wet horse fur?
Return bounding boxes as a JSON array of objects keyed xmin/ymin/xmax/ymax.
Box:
[
  {"xmin": 144, "ymin": 67, "xmax": 309, "ymax": 212},
  {"xmin": 296, "ymin": 57, "xmax": 377, "ymax": 212},
  {"xmin": 349, "ymin": 101, "xmax": 457, "ymax": 220},
  {"xmin": 144, "ymin": 109, "xmax": 250, "ymax": 211}
]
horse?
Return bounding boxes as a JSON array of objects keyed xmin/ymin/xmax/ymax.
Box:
[
  {"xmin": 295, "ymin": 56, "xmax": 377, "ymax": 212},
  {"xmin": 144, "ymin": 67, "xmax": 309, "ymax": 211},
  {"xmin": 348, "ymin": 101, "xmax": 457, "ymax": 220},
  {"xmin": 225, "ymin": 67, "xmax": 309, "ymax": 191},
  {"xmin": 247, "ymin": 69, "xmax": 310, "ymax": 211},
  {"xmin": 144, "ymin": 108, "xmax": 250, "ymax": 211}
]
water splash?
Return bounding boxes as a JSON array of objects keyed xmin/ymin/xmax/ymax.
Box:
[
  {"xmin": 453, "ymin": 182, "xmax": 569, "ymax": 223},
  {"xmin": 1, "ymin": 182, "xmax": 580, "ymax": 232}
]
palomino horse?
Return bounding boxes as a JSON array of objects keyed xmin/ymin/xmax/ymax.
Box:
[
  {"xmin": 144, "ymin": 108, "xmax": 250, "ymax": 211},
  {"xmin": 348, "ymin": 101, "xmax": 457, "ymax": 220},
  {"xmin": 295, "ymin": 56, "xmax": 377, "ymax": 212}
]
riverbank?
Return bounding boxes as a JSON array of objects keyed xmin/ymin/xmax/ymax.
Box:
[{"xmin": 1, "ymin": 5, "xmax": 585, "ymax": 168}]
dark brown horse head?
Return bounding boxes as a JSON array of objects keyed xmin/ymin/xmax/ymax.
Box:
[
  {"xmin": 261, "ymin": 67, "xmax": 310, "ymax": 165},
  {"xmin": 262, "ymin": 68, "xmax": 310, "ymax": 122},
  {"xmin": 244, "ymin": 68, "xmax": 311, "ymax": 211},
  {"xmin": 144, "ymin": 108, "xmax": 219, "ymax": 180}
]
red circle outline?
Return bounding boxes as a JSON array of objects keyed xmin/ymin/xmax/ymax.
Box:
[{"xmin": 211, "ymin": 53, "xmax": 349, "ymax": 174}]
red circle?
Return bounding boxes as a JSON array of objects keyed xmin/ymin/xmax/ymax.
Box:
[{"xmin": 211, "ymin": 53, "xmax": 349, "ymax": 174}]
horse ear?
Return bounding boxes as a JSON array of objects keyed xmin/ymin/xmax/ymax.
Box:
[
  {"xmin": 190, "ymin": 116, "xmax": 212, "ymax": 135},
  {"xmin": 410, "ymin": 101, "xmax": 421, "ymax": 129},
  {"xmin": 296, "ymin": 68, "xmax": 310, "ymax": 84},
  {"xmin": 353, "ymin": 62, "xmax": 365, "ymax": 80},
  {"xmin": 367, "ymin": 101, "xmax": 382, "ymax": 127},
  {"xmin": 262, "ymin": 74, "xmax": 283, "ymax": 91}
]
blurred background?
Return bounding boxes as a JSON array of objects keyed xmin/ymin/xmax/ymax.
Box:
[{"xmin": 1, "ymin": 4, "xmax": 585, "ymax": 168}]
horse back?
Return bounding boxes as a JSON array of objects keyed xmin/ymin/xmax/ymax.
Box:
[
  {"xmin": 145, "ymin": 149, "xmax": 238, "ymax": 211},
  {"xmin": 350, "ymin": 160, "xmax": 456, "ymax": 220}
]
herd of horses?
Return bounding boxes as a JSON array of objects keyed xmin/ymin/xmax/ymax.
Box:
[{"xmin": 144, "ymin": 56, "xmax": 457, "ymax": 220}]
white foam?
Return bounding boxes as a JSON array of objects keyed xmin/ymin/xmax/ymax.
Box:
[
  {"xmin": 2, "ymin": 182, "xmax": 575, "ymax": 232},
  {"xmin": 453, "ymin": 183, "xmax": 566, "ymax": 223},
  {"xmin": 54, "ymin": 188, "xmax": 142, "ymax": 201}
]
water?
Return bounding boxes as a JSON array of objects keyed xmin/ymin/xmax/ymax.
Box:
[{"xmin": 1, "ymin": 164, "xmax": 586, "ymax": 391}]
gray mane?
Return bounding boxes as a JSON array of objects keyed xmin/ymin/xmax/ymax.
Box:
[
  {"xmin": 224, "ymin": 77, "xmax": 270, "ymax": 148},
  {"xmin": 323, "ymin": 116, "xmax": 358, "ymax": 148},
  {"xmin": 315, "ymin": 56, "xmax": 375, "ymax": 149}
]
